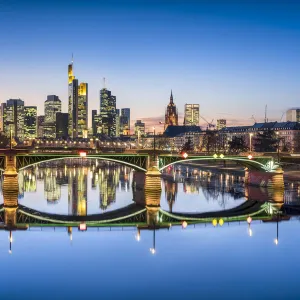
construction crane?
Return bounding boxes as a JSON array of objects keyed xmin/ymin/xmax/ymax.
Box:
[
  {"xmin": 251, "ymin": 115, "xmax": 257, "ymax": 123},
  {"xmin": 279, "ymin": 112, "xmax": 285, "ymax": 122},
  {"xmin": 200, "ymin": 115, "xmax": 215, "ymax": 130}
]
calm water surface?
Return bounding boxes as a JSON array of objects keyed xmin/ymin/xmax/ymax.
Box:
[{"xmin": 1, "ymin": 160, "xmax": 300, "ymax": 299}]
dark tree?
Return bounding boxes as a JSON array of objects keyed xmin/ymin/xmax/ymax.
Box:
[
  {"xmin": 253, "ymin": 129, "xmax": 277, "ymax": 152},
  {"xmin": 181, "ymin": 137, "xmax": 193, "ymax": 152},
  {"xmin": 228, "ymin": 136, "xmax": 248, "ymax": 154},
  {"xmin": 201, "ymin": 130, "xmax": 220, "ymax": 153},
  {"xmin": 0, "ymin": 133, "xmax": 9, "ymax": 148}
]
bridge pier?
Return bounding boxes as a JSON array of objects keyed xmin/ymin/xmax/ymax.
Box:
[{"xmin": 245, "ymin": 167, "xmax": 284, "ymax": 190}]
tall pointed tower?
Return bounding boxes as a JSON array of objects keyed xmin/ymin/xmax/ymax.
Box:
[{"xmin": 164, "ymin": 90, "xmax": 178, "ymax": 130}]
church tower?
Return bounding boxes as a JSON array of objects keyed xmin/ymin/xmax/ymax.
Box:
[{"xmin": 164, "ymin": 90, "xmax": 178, "ymax": 130}]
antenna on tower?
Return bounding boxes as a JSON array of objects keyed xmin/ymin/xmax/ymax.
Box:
[
  {"xmin": 264, "ymin": 105, "xmax": 268, "ymax": 123},
  {"xmin": 103, "ymin": 77, "xmax": 106, "ymax": 89},
  {"xmin": 71, "ymin": 53, "xmax": 74, "ymax": 64}
]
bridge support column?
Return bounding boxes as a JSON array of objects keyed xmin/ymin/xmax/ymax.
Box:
[
  {"xmin": 4, "ymin": 153, "xmax": 17, "ymax": 177},
  {"xmin": 245, "ymin": 167, "xmax": 284, "ymax": 190}
]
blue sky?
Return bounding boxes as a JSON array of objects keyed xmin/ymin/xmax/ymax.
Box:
[{"xmin": 1, "ymin": 0, "xmax": 299, "ymax": 131}]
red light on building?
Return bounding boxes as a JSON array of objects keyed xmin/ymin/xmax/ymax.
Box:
[
  {"xmin": 182, "ymin": 152, "xmax": 188, "ymax": 159},
  {"xmin": 79, "ymin": 151, "xmax": 87, "ymax": 157}
]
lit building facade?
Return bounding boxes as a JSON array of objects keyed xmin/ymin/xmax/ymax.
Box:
[
  {"xmin": 164, "ymin": 90, "xmax": 178, "ymax": 130},
  {"xmin": 37, "ymin": 115, "xmax": 45, "ymax": 138},
  {"xmin": 56, "ymin": 112, "xmax": 69, "ymax": 139},
  {"xmin": 184, "ymin": 104, "xmax": 199, "ymax": 126},
  {"xmin": 78, "ymin": 82, "xmax": 88, "ymax": 138},
  {"xmin": 44, "ymin": 95, "xmax": 61, "ymax": 139},
  {"xmin": 217, "ymin": 119, "xmax": 227, "ymax": 130},
  {"xmin": 134, "ymin": 120, "xmax": 145, "ymax": 136},
  {"xmin": 4, "ymin": 99, "xmax": 24, "ymax": 141},
  {"xmin": 24, "ymin": 106, "xmax": 37, "ymax": 138},
  {"xmin": 0, "ymin": 103, "xmax": 6, "ymax": 132},
  {"xmin": 286, "ymin": 108, "xmax": 300, "ymax": 122},
  {"xmin": 116, "ymin": 109, "xmax": 120, "ymax": 137},
  {"xmin": 120, "ymin": 108, "xmax": 130, "ymax": 135},
  {"xmin": 92, "ymin": 110, "xmax": 97, "ymax": 136},
  {"xmin": 98, "ymin": 88, "xmax": 117, "ymax": 137},
  {"xmin": 68, "ymin": 60, "xmax": 78, "ymax": 138}
]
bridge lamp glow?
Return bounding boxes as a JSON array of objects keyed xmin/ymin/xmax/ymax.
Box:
[
  {"xmin": 79, "ymin": 151, "xmax": 87, "ymax": 157},
  {"xmin": 79, "ymin": 223, "xmax": 87, "ymax": 231},
  {"xmin": 247, "ymin": 216, "xmax": 252, "ymax": 224},
  {"xmin": 212, "ymin": 219, "xmax": 218, "ymax": 227},
  {"xmin": 182, "ymin": 152, "xmax": 188, "ymax": 159},
  {"xmin": 182, "ymin": 221, "xmax": 188, "ymax": 229},
  {"xmin": 219, "ymin": 219, "xmax": 224, "ymax": 226},
  {"xmin": 248, "ymin": 228, "xmax": 253, "ymax": 237},
  {"xmin": 213, "ymin": 154, "xmax": 218, "ymax": 159},
  {"xmin": 219, "ymin": 154, "xmax": 224, "ymax": 159},
  {"xmin": 150, "ymin": 248, "xmax": 156, "ymax": 255},
  {"xmin": 248, "ymin": 154, "xmax": 253, "ymax": 160},
  {"xmin": 274, "ymin": 238, "xmax": 278, "ymax": 245}
]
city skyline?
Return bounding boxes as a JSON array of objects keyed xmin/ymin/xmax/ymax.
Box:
[{"xmin": 1, "ymin": 0, "xmax": 299, "ymax": 132}]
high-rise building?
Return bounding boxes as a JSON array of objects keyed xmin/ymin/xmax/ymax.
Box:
[
  {"xmin": 120, "ymin": 108, "xmax": 130, "ymax": 135},
  {"xmin": 0, "ymin": 103, "xmax": 6, "ymax": 132},
  {"xmin": 134, "ymin": 120, "xmax": 145, "ymax": 136},
  {"xmin": 4, "ymin": 99, "xmax": 24, "ymax": 141},
  {"xmin": 24, "ymin": 106, "xmax": 37, "ymax": 138},
  {"xmin": 78, "ymin": 82, "xmax": 88, "ymax": 138},
  {"xmin": 217, "ymin": 119, "xmax": 227, "ymax": 130},
  {"xmin": 286, "ymin": 108, "xmax": 300, "ymax": 122},
  {"xmin": 56, "ymin": 112, "xmax": 69, "ymax": 139},
  {"xmin": 44, "ymin": 95, "xmax": 61, "ymax": 138},
  {"xmin": 116, "ymin": 109, "xmax": 120, "ymax": 137},
  {"xmin": 184, "ymin": 104, "xmax": 199, "ymax": 126},
  {"xmin": 92, "ymin": 110, "xmax": 97, "ymax": 136},
  {"xmin": 99, "ymin": 88, "xmax": 117, "ymax": 137},
  {"xmin": 37, "ymin": 115, "xmax": 45, "ymax": 138},
  {"xmin": 164, "ymin": 90, "xmax": 178, "ymax": 130},
  {"xmin": 68, "ymin": 59, "xmax": 88, "ymax": 139}
]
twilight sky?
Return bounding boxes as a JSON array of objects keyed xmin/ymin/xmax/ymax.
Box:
[{"xmin": 0, "ymin": 0, "xmax": 299, "ymax": 132}]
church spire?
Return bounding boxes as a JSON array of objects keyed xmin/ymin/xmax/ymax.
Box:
[{"xmin": 170, "ymin": 90, "xmax": 173, "ymax": 104}]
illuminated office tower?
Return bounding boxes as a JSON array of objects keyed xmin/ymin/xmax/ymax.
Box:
[
  {"xmin": 116, "ymin": 109, "xmax": 120, "ymax": 137},
  {"xmin": 44, "ymin": 95, "xmax": 61, "ymax": 138},
  {"xmin": 99, "ymin": 88, "xmax": 117, "ymax": 137},
  {"xmin": 134, "ymin": 120, "xmax": 145, "ymax": 136},
  {"xmin": 68, "ymin": 59, "xmax": 78, "ymax": 138},
  {"xmin": 184, "ymin": 104, "xmax": 199, "ymax": 126},
  {"xmin": 92, "ymin": 110, "xmax": 97, "ymax": 136},
  {"xmin": 0, "ymin": 103, "xmax": 6, "ymax": 132},
  {"xmin": 56, "ymin": 112, "xmax": 68, "ymax": 139},
  {"xmin": 217, "ymin": 119, "xmax": 226, "ymax": 130},
  {"xmin": 164, "ymin": 90, "xmax": 178, "ymax": 130},
  {"xmin": 78, "ymin": 82, "xmax": 88, "ymax": 138},
  {"xmin": 4, "ymin": 99, "xmax": 24, "ymax": 141},
  {"xmin": 120, "ymin": 108, "xmax": 130, "ymax": 135},
  {"xmin": 37, "ymin": 115, "xmax": 45, "ymax": 138},
  {"xmin": 24, "ymin": 106, "xmax": 37, "ymax": 138}
]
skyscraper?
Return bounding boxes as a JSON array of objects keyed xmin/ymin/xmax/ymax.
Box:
[
  {"xmin": 92, "ymin": 110, "xmax": 97, "ymax": 136},
  {"xmin": 116, "ymin": 109, "xmax": 120, "ymax": 137},
  {"xmin": 56, "ymin": 112, "xmax": 69, "ymax": 139},
  {"xmin": 37, "ymin": 115, "xmax": 45, "ymax": 138},
  {"xmin": 120, "ymin": 108, "xmax": 130, "ymax": 135},
  {"xmin": 184, "ymin": 104, "xmax": 199, "ymax": 126},
  {"xmin": 44, "ymin": 95, "xmax": 61, "ymax": 138},
  {"xmin": 0, "ymin": 103, "xmax": 6, "ymax": 132},
  {"xmin": 286, "ymin": 108, "xmax": 300, "ymax": 122},
  {"xmin": 99, "ymin": 88, "xmax": 117, "ymax": 137},
  {"xmin": 68, "ymin": 59, "xmax": 88, "ymax": 139},
  {"xmin": 164, "ymin": 90, "xmax": 178, "ymax": 130},
  {"xmin": 78, "ymin": 82, "xmax": 88, "ymax": 138},
  {"xmin": 24, "ymin": 106, "xmax": 37, "ymax": 138},
  {"xmin": 4, "ymin": 99, "xmax": 24, "ymax": 141}
]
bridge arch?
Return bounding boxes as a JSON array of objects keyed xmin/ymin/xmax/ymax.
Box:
[
  {"xmin": 158, "ymin": 156, "xmax": 275, "ymax": 173},
  {"xmin": 17, "ymin": 155, "xmax": 148, "ymax": 172}
]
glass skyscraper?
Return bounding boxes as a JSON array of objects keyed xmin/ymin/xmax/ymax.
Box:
[
  {"xmin": 24, "ymin": 106, "xmax": 37, "ymax": 138},
  {"xmin": 184, "ymin": 104, "xmax": 199, "ymax": 126},
  {"xmin": 44, "ymin": 95, "xmax": 61, "ymax": 138},
  {"xmin": 78, "ymin": 82, "xmax": 88, "ymax": 138}
]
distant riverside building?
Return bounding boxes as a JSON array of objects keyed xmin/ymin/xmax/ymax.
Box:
[
  {"xmin": 164, "ymin": 90, "xmax": 178, "ymax": 130},
  {"xmin": 56, "ymin": 112, "xmax": 69, "ymax": 139},
  {"xmin": 286, "ymin": 108, "xmax": 300, "ymax": 122},
  {"xmin": 68, "ymin": 59, "xmax": 88, "ymax": 138},
  {"xmin": 184, "ymin": 104, "xmax": 199, "ymax": 126},
  {"xmin": 4, "ymin": 99, "xmax": 24, "ymax": 141},
  {"xmin": 44, "ymin": 95, "xmax": 61, "ymax": 139},
  {"xmin": 116, "ymin": 109, "xmax": 120, "ymax": 137},
  {"xmin": 134, "ymin": 120, "xmax": 145, "ymax": 136},
  {"xmin": 120, "ymin": 108, "xmax": 130, "ymax": 135},
  {"xmin": 92, "ymin": 110, "xmax": 97, "ymax": 136},
  {"xmin": 217, "ymin": 119, "xmax": 226, "ymax": 130},
  {"xmin": 98, "ymin": 88, "xmax": 117, "ymax": 137},
  {"xmin": 0, "ymin": 103, "xmax": 6, "ymax": 132},
  {"xmin": 37, "ymin": 115, "xmax": 45, "ymax": 138},
  {"xmin": 24, "ymin": 106, "xmax": 37, "ymax": 138}
]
